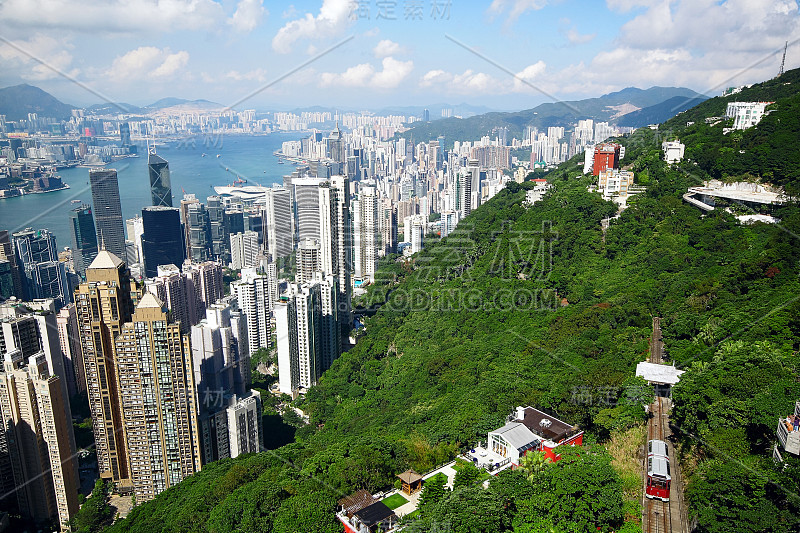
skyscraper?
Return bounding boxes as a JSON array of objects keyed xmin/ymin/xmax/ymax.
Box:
[
  {"xmin": 230, "ymin": 231, "xmax": 259, "ymax": 270},
  {"xmin": 0, "ymin": 230, "xmax": 22, "ymax": 298},
  {"xmin": 145, "ymin": 264, "xmax": 196, "ymax": 334},
  {"xmin": 141, "ymin": 206, "xmax": 184, "ymax": 278},
  {"xmin": 207, "ymin": 196, "xmax": 228, "ymax": 264},
  {"xmin": 148, "ymin": 151, "xmax": 173, "ymax": 207},
  {"xmin": 69, "ymin": 204, "xmax": 98, "ymax": 279},
  {"xmin": 115, "ymin": 293, "xmax": 201, "ymax": 503},
  {"xmin": 13, "ymin": 228, "xmax": 70, "ymax": 307},
  {"xmin": 0, "ymin": 351, "xmax": 79, "ymax": 530},
  {"xmin": 76, "ymin": 250, "xmax": 136, "ymax": 486},
  {"xmin": 263, "ymin": 187, "xmax": 293, "ymax": 262},
  {"xmin": 296, "ymin": 238, "xmax": 321, "ymax": 284},
  {"xmin": 352, "ymin": 186, "xmax": 379, "ymax": 284},
  {"xmin": 292, "ymin": 177, "xmax": 326, "ymax": 242},
  {"xmin": 89, "ymin": 169, "xmax": 126, "ymax": 259},
  {"xmin": 232, "ymin": 268, "xmax": 275, "ymax": 357},
  {"xmin": 56, "ymin": 304, "xmax": 85, "ymax": 398},
  {"xmin": 185, "ymin": 201, "xmax": 211, "ymax": 263}
]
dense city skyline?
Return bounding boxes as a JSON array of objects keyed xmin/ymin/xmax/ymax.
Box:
[{"xmin": 1, "ymin": 0, "xmax": 798, "ymax": 109}]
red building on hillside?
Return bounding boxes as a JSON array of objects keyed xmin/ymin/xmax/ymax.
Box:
[{"xmin": 592, "ymin": 143, "xmax": 621, "ymax": 176}]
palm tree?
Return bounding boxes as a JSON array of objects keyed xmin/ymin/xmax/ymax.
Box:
[{"xmin": 518, "ymin": 450, "xmax": 551, "ymax": 482}]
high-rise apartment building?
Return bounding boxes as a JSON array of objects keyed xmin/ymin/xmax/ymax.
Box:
[
  {"xmin": 352, "ymin": 186, "xmax": 379, "ymax": 284},
  {"xmin": 89, "ymin": 169, "xmax": 126, "ymax": 259},
  {"xmin": 207, "ymin": 196, "xmax": 229, "ymax": 264},
  {"xmin": 56, "ymin": 304, "xmax": 85, "ymax": 397},
  {"xmin": 276, "ymin": 273, "xmax": 340, "ymax": 395},
  {"xmin": 141, "ymin": 206, "xmax": 184, "ymax": 278},
  {"xmin": 185, "ymin": 201, "xmax": 211, "ymax": 263},
  {"xmin": 292, "ymin": 177, "xmax": 326, "ymax": 242},
  {"xmin": 296, "ymin": 238, "xmax": 320, "ymax": 284},
  {"xmin": 75, "ymin": 250, "xmax": 136, "ymax": 486},
  {"xmin": 114, "ymin": 292, "xmax": 201, "ymax": 503},
  {"xmin": 69, "ymin": 205, "xmax": 98, "ymax": 279},
  {"xmin": 184, "ymin": 261, "xmax": 224, "ymax": 311},
  {"xmin": 145, "ymin": 264, "xmax": 196, "ymax": 334},
  {"xmin": 0, "ymin": 351, "xmax": 79, "ymax": 530},
  {"xmin": 147, "ymin": 151, "xmax": 173, "ymax": 207},
  {"xmin": 232, "ymin": 268, "xmax": 275, "ymax": 357}
]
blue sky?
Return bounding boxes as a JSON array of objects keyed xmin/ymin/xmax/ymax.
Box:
[{"xmin": 1, "ymin": 0, "xmax": 798, "ymax": 111}]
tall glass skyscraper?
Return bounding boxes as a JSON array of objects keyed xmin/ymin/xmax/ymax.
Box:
[
  {"xmin": 141, "ymin": 207, "xmax": 184, "ymax": 278},
  {"xmin": 147, "ymin": 152, "xmax": 173, "ymax": 207},
  {"xmin": 69, "ymin": 204, "xmax": 98, "ymax": 279},
  {"xmin": 89, "ymin": 169, "xmax": 126, "ymax": 260},
  {"xmin": 12, "ymin": 228, "xmax": 70, "ymax": 307}
]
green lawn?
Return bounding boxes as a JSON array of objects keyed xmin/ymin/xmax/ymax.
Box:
[{"xmin": 382, "ymin": 493, "xmax": 409, "ymax": 510}]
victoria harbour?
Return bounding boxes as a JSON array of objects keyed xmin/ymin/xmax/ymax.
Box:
[{"xmin": 0, "ymin": 132, "xmax": 304, "ymax": 248}]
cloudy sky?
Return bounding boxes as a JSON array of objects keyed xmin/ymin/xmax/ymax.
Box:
[{"xmin": 1, "ymin": 0, "xmax": 798, "ymax": 110}]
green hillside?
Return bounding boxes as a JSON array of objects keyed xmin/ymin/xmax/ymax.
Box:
[
  {"xmin": 0, "ymin": 83, "xmax": 74, "ymax": 121},
  {"xmin": 397, "ymin": 86, "xmax": 707, "ymax": 145},
  {"xmin": 104, "ymin": 70, "xmax": 800, "ymax": 533}
]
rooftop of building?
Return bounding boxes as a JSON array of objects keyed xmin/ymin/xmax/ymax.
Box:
[
  {"xmin": 515, "ymin": 406, "xmax": 578, "ymax": 443},
  {"xmin": 88, "ymin": 250, "xmax": 124, "ymax": 270}
]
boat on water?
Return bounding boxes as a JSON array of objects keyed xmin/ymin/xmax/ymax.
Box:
[
  {"xmin": 216, "ymin": 154, "xmax": 221, "ymax": 158},
  {"xmin": 201, "ymin": 153, "xmax": 207, "ymax": 157},
  {"xmin": 70, "ymin": 199, "xmax": 82, "ymax": 204}
]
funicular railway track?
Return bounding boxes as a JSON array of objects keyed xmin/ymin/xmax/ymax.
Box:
[{"xmin": 644, "ymin": 396, "xmax": 672, "ymax": 533}]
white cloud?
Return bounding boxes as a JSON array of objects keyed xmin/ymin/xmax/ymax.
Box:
[
  {"xmin": 202, "ymin": 69, "xmax": 268, "ymax": 83},
  {"xmin": 321, "ymin": 57, "xmax": 413, "ymax": 89},
  {"xmin": 419, "ymin": 68, "xmax": 502, "ymax": 94},
  {"xmin": 487, "ymin": 0, "xmax": 548, "ymax": 23},
  {"xmin": 0, "ymin": 0, "xmax": 224, "ymax": 33},
  {"xmin": 272, "ymin": 0, "xmax": 352, "ymax": 54},
  {"xmin": 0, "ymin": 34, "xmax": 78, "ymax": 81},
  {"xmin": 228, "ymin": 0, "xmax": 267, "ymax": 34},
  {"xmin": 513, "ymin": 61, "xmax": 547, "ymax": 91},
  {"xmin": 565, "ymin": 28, "xmax": 596, "ymax": 45},
  {"xmin": 282, "ymin": 5, "xmax": 298, "ymax": 18},
  {"xmin": 107, "ymin": 47, "xmax": 190, "ymax": 81},
  {"xmin": 373, "ymin": 39, "xmax": 403, "ymax": 58}
]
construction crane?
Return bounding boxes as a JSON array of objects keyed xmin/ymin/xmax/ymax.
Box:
[{"xmin": 779, "ymin": 40, "xmax": 788, "ymax": 78}]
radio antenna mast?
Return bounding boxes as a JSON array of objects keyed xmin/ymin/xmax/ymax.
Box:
[{"xmin": 778, "ymin": 40, "xmax": 788, "ymax": 78}]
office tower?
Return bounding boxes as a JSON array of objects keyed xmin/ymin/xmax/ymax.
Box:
[
  {"xmin": 141, "ymin": 206, "xmax": 185, "ymax": 278},
  {"xmin": 114, "ymin": 293, "xmax": 201, "ymax": 503},
  {"xmin": 296, "ymin": 238, "xmax": 320, "ymax": 284},
  {"xmin": 147, "ymin": 151, "xmax": 173, "ymax": 207},
  {"xmin": 180, "ymin": 194, "xmax": 201, "ymax": 260},
  {"xmin": 69, "ymin": 205, "xmax": 99, "ymax": 279},
  {"xmin": 230, "ymin": 231, "xmax": 259, "ymax": 270},
  {"xmin": 186, "ymin": 202, "xmax": 212, "ymax": 262},
  {"xmin": 184, "ymin": 261, "xmax": 224, "ymax": 311},
  {"xmin": 145, "ymin": 265, "xmax": 196, "ymax": 334},
  {"xmin": 292, "ymin": 177, "xmax": 326, "ymax": 242},
  {"xmin": 76, "ymin": 251, "xmax": 136, "ymax": 486},
  {"xmin": 56, "ymin": 304, "xmax": 84, "ymax": 397},
  {"xmin": 207, "ymin": 196, "xmax": 229, "ymax": 264},
  {"xmin": 120, "ymin": 122, "xmax": 131, "ymax": 146},
  {"xmin": 89, "ymin": 169, "xmax": 126, "ymax": 260},
  {"xmin": 0, "ymin": 261, "xmax": 15, "ymax": 300},
  {"xmin": 263, "ymin": 187, "xmax": 293, "ymax": 261},
  {"xmin": 125, "ymin": 215, "xmax": 144, "ymax": 265},
  {"xmin": 0, "ymin": 352, "xmax": 79, "ymax": 530},
  {"xmin": 232, "ymin": 268, "xmax": 274, "ymax": 356},
  {"xmin": 13, "ymin": 228, "xmax": 70, "ymax": 307},
  {"xmin": 225, "ymin": 209, "xmax": 244, "ymax": 237},
  {"xmin": 328, "ymin": 123, "xmax": 345, "ymax": 163},
  {"xmin": 243, "ymin": 210, "xmax": 264, "ymax": 249},
  {"xmin": 352, "ymin": 186, "xmax": 379, "ymax": 284},
  {"xmin": 0, "ymin": 231, "xmax": 23, "ymax": 299}
]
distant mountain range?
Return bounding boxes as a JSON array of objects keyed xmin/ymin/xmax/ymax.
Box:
[
  {"xmin": 0, "ymin": 84, "xmax": 75, "ymax": 121},
  {"xmin": 398, "ymin": 86, "xmax": 709, "ymax": 144}
]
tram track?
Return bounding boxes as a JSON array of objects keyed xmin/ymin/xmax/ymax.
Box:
[{"xmin": 644, "ymin": 397, "xmax": 672, "ymax": 533}]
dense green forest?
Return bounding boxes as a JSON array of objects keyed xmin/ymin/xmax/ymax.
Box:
[{"xmin": 106, "ymin": 69, "xmax": 800, "ymax": 533}]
